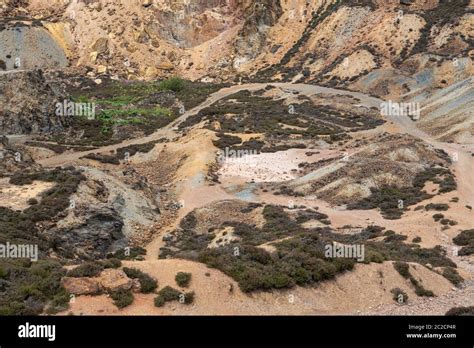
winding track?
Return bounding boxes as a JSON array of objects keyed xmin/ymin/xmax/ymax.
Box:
[
  {"xmin": 39, "ymin": 82, "xmax": 383, "ymax": 167},
  {"xmin": 38, "ymin": 81, "xmax": 474, "ymax": 259},
  {"xmin": 36, "ymin": 82, "xmax": 474, "ymax": 314},
  {"xmin": 39, "ymin": 82, "xmax": 473, "ymax": 206}
]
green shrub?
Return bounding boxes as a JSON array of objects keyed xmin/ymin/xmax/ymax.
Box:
[
  {"xmin": 432, "ymin": 213, "xmax": 444, "ymax": 221},
  {"xmin": 175, "ymin": 272, "xmax": 192, "ymax": 288},
  {"xmin": 412, "ymin": 237, "xmax": 422, "ymax": 243},
  {"xmin": 453, "ymin": 229, "xmax": 474, "ymax": 246},
  {"xmin": 0, "ymin": 265, "xmax": 8, "ymax": 278},
  {"xmin": 110, "ymin": 289, "xmax": 134, "ymax": 309},
  {"xmin": 27, "ymin": 198, "xmax": 38, "ymax": 205},
  {"xmin": 442, "ymin": 267, "xmax": 463, "ymax": 287},
  {"xmin": 154, "ymin": 286, "xmax": 181, "ymax": 307},
  {"xmin": 100, "ymin": 258, "xmax": 122, "ymax": 269},
  {"xmin": 364, "ymin": 250, "xmax": 385, "ymax": 263},
  {"xmin": 46, "ymin": 289, "xmax": 70, "ymax": 314},
  {"xmin": 393, "ymin": 262, "xmax": 410, "ymax": 278},
  {"xmin": 0, "ymin": 259, "xmax": 68, "ymax": 315},
  {"xmin": 154, "ymin": 296, "xmax": 166, "ymax": 307},
  {"xmin": 391, "ymin": 288, "xmax": 408, "ymax": 304},
  {"xmin": 415, "ymin": 286, "xmax": 434, "ymax": 297},
  {"xmin": 453, "ymin": 230, "xmax": 474, "ymax": 256},
  {"xmin": 107, "ymin": 247, "xmax": 146, "ymax": 260},
  {"xmin": 123, "ymin": 267, "xmax": 157, "ymax": 294},
  {"xmin": 425, "ymin": 203, "xmax": 449, "ymax": 211},
  {"xmin": 182, "ymin": 291, "xmax": 195, "ymax": 305},
  {"xmin": 67, "ymin": 262, "xmax": 104, "ymax": 278},
  {"xmin": 159, "ymin": 77, "xmax": 185, "ymax": 92},
  {"xmin": 458, "ymin": 246, "xmax": 474, "ymax": 256},
  {"xmin": 393, "ymin": 261, "xmax": 434, "ymax": 297},
  {"xmin": 212, "ymin": 133, "xmax": 242, "ymax": 150},
  {"xmin": 446, "ymin": 306, "xmax": 474, "ymax": 316}
]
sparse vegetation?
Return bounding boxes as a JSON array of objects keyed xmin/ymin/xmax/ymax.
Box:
[
  {"xmin": 107, "ymin": 247, "xmax": 147, "ymax": 260},
  {"xmin": 110, "ymin": 288, "xmax": 134, "ymax": 309},
  {"xmin": 445, "ymin": 306, "xmax": 474, "ymax": 316},
  {"xmin": 180, "ymin": 90, "xmax": 383, "ymax": 146},
  {"xmin": 67, "ymin": 262, "xmax": 104, "ymax": 278},
  {"xmin": 393, "ymin": 262, "xmax": 434, "ymax": 297},
  {"xmin": 159, "ymin": 77, "xmax": 185, "ymax": 93},
  {"xmin": 175, "ymin": 272, "xmax": 192, "ymax": 288},
  {"xmin": 348, "ymin": 168, "xmax": 456, "ymax": 219},
  {"xmin": 100, "ymin": 258, "xmax": 122, "ymax": 269},
  {"xmin": 0, "ymin": 259, "xmax": 69, "ymax": 315},
  {"xmin": 82, "ymin": 140, "xmax": 162, "ymax": 164},
  {"xmin": 161, "ymin": 203, "xmax": 453, "ymax": 292},
  {"xmin": 154, "ymin": 286, "xmax": 181, "ymax": 307},
  {"xmin": 442, "ymin": 267, "xmax": 463, "ymax": 287},
  {"xmin": 123, "ymin": 268, "xmax": 157, "ymax": 294},
  {"xmin": 391, "ymin": 288, "xmax": 408, "ymax": 304},
  {"xmin": 453, "ymin": 229, "xmax": 474, "ymax": 256}
]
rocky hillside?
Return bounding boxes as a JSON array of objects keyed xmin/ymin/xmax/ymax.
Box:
[
  {"xmin": 1, "ymin": 0, "xmax": 471, "ymax": 87},
  {"xmin": 0, "ymin": 70, "xmax": 69, "ymax": 134}
]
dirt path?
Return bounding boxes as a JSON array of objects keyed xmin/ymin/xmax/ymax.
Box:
[
  {"xmin": 36, "ymin": 82, "xmax": 473, "ymax": 315},
  {"xmin": 136, "ymin": 83, "xmax": 472, "ymax": 272},
  {"xmin": 38, "ymin": 83, "xmax": 382, "ymax": 167}
]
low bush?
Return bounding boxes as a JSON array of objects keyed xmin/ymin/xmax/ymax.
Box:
[
  {"xmin": 391, "ymin": 288, "xmax": 408, "ymax": 304},
  {"xmin": 445, "ymin": 306, "xmax": 474, "ymax": 316},
  {"xmin": 453, "ymin": 229, "xmax": 474, "ymax": 246},
  {"xmin": 67, "ymin": 262, "xmax": 104, "ymax": 278},
  {"xmin": 162, "ymin": 203, "xmax": 455, "ymax": 293},
  {"xmin": 393, "ymin": 262, "xmax": 434, "ymax": 297},
  {"xmin": 453, "ymin": 230, "xmax": 474, "ymax": 256},
  {"xmin": 393, "ymin": 262, "xmax": 410, "ymax": 278},
  {"xmin": 159, "ymin": 77, "xmax": 185, "ymax": 92},
  {"xmin": 433, "ymin": 213, "xmax": 444, "ymax": 221},
  {"xmin": 414, "ymin": 286, "xmax": 434, "ymax": 297},
  {"xmin": 110, "ymin": 289, "xmax": 134, "ymax": 309},
  {"xmin": 175, "ymin": 272, "xmax": 192, "ymax": 288},
  {"xmin": 182, "ymin": 291, "xmax": 195, "ymax": 305},
  {"xmin": 348, "ymin": 169, "xmax": 456, "ymax": 219},
  {"xmin": 0, "ymin": 259, "xmax": 68, "ymax": 315},
  {"xmin": 100, "ymin": 258, "xmax": 122, "ymax": 269},
  {"xmin": 154, "ymin": 286, "xmax": 181, "ymax": 307},
  {"xmin": 442, "ymin": 267, "xmax": 463, "ymax": 287},
  {"xmin": 107, "ymin": 247, "xmax": 146, "ymax": 260},
  {"xmin": 123, "ymin": 268, "xmax": 157, "ymax": 294},
  {"xmin": 425, "ymin": 203, "xmax": 449, "ymax": 211}
]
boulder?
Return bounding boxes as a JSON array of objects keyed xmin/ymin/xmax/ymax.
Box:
[
  {"xmin": 156, "ymin": 61, "xmax": 174, "ymax": 71},
  {"xmin": 61, "ymin": 277, "xmax": 101, "ymax": 295},
  {"xmin": 131, "ymin": 278, "xmax": 142, "ymax": 293},
  {"xmin": 90, "ymin": 37, "xmax": 109, "ymax": 55},
  {"xmin": 97, "ymin": 65, "xmax": 107, "ymax": 74},
  {"xmin": 99, "ymin": 269, "xmax": 133, "ymax": 292}
]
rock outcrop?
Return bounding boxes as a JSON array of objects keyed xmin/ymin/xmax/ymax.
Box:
[{"xmin": 0, "ymin": 70, "xmax": 69, "ymax": 134}]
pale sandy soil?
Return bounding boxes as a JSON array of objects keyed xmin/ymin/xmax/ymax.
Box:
[
  {"xmin": 40, "ymin": 82, "xmax": 474, "ymax": 315},
  {"xmin": 0, "ymin": 178, "xmax": 55, "ymax": 210},
  {"xmin": 61, "ymin": 260, "xmax": 455, "ymax": 316},
  {"xmin": 219, "ymin": 148, "xmax": 340, "ymax": 183}
]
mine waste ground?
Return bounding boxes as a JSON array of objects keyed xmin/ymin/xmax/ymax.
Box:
[{"xmin": 0, "ymin": 76, "xmax": 473, "ymax": 316}]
